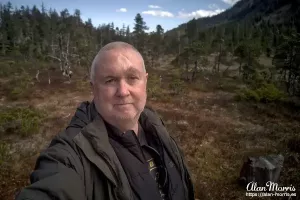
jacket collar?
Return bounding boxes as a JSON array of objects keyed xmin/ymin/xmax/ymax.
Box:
[
  {"xmin": 73, "ymin": 114, "xmax": 133, "ymax": 200},
  {"xmin": 72, "ymin": 102, "xmax": 183, "ymax": 199}
]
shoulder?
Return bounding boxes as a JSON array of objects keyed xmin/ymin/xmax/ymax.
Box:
[{"xmin": 142, "ymin": 105, "xmax": 166, "ymax": 126}]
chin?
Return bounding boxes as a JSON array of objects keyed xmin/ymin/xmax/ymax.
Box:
[
  {"xmin": 114, "ymin": 109, "xmax": 141, "ymax": 120},
  {"xmin": 114, "ymin": 112, "xmax": 136, "ymax": 120}
]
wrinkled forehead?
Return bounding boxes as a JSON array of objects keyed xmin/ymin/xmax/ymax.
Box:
[{"xmin": 95, "ymin": 49, "xmax": 144, "ymax": 75}]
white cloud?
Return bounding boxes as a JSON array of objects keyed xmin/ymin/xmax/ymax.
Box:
[
  {"xmin": 177, "ymin": 9, "xmax": 224, "ymax": 19},
  {"xmin": 208, "ymin": 4, "xmax": 219, "ymax": 9},
  {"xmin": 116, "ymin": 8, "xmax": 127, "ymax": 12},
  {"xmin": 222, "ymin": 0, "xmax": 240, "ymax": 5},
  {"xmin": 142, "ymin": 10, "xmax": 174, "ymax": 17},
  {"xmin": 148, "ymin": 5, "xmax": 161, "ymax": 9}
]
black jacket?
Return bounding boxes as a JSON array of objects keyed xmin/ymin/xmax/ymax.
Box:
[{"xmin": 15, "ymin": 101, "xmax": 195, "ymax": 200}]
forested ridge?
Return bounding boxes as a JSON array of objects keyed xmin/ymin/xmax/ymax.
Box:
[{"xmin": 1, "ymin": 0, "xmax": 300, "ymax": 98}]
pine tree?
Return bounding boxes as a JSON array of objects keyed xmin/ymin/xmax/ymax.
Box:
[
  {"xmin": 273, "ymin": 30, "xmax": 300, "ymax": 95},
  {"xmin": 133, "ymin": 13, "xmax": 148, "ymax": 57}
]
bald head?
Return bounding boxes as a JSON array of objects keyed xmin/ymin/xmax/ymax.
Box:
[{"xmin": 90, "ymin": 42, "xmax": 145, "ymax": 83}]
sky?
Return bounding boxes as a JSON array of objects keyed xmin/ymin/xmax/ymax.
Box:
[{"xmin": 3, "ymin": 0, "xmax": 241, "ymax": 32}]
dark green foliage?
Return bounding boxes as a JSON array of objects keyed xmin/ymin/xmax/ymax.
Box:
[
  {"xmin": 0, "ymin": 106, "xmax": 45, "ymax": 138},
  {"xmin": 147, "ymin": 25, "xmax": 165, "ymax": 68},
  {"xmin": 2, "ymin": 72, "xmax": 34, "ymax": 100},
  {"xmin": 133, "ymin": 13, "xmax": 148, "ymax": 56},
  {"xmin": 237, "ymin": 83, "xmax": 286, "ymax": 102},
  {"xmin": 147, "ymin": 74, "xmax": 163, "ymax": 99},
  {"xmin": 0, "ymin": 142, "xmax": 10, "ymax": 165},
  {"xmin": 169, "ymin": 78, "xmax": 187, "ymax": 95},
  {"xmin": 1, "ymin": 0, "xmax": 300, "ymax": 101},
  {"xmin": 166, "ymin": 0, "xmax": 298, "ymax": 38},
  {"xmin": 288, "ymin": 135, "xmax": 300, "ymax": 153},
  {"xmin": 273, "ymin": 30, "xmax": 300, "ymax": 95},
  {"xmin": 0, "ymin": 2, "xmax": 133, "ymax": 64}
]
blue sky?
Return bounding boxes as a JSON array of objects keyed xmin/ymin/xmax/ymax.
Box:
[{"xmin": 4, "ymin": 0, "xmax": 240, "ymax": 32}]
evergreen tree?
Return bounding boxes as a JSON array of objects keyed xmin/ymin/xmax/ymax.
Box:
[
  {"xmin": 133, "ymin": 13, "xmax": 148, "ymax": 59},
  {"xmin": 273, "ymin": 30, "xmax": 300, "ymax": 95}
]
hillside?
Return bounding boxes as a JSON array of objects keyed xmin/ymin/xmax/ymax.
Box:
[{"xmin": 166, "ymin": 0, "xmax": 300, "ymax": 37}]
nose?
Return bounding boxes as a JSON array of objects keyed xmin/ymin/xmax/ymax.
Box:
[{"xmin": 116, "ymin": 80, "xmax": 130, "ymax": 97}]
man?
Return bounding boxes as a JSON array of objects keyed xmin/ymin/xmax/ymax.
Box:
[{"xmin": 16, "ymin": 42, "xmax": 194, "ymax": 200}]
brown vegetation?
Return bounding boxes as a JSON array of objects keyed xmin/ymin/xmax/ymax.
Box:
[{"xmin": 0, "ymin": 56, "xmax": 299, "ymax": 200}]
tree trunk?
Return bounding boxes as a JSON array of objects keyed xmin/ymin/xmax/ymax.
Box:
[
  {"xmin": 35, "ymin": 70, "xmax": 40, "ymax": 82},
  {"xmin": 48, "ymin": 71, "xmax": 51, "ymax": 84},
  {"xmin": 223, "ymin": 65, "xmax": 231, "ymax": 77},
  {"xmin": 287, "ymin": 46, "xmax": 294, "ymax": 95},
  {"xmin": 151, "ymin": 51, "xmax": 154, "ymax": 68},
  {"xmin": 239, "ymin": 61, "xmax": 242, "ymax": 76},
  {"xmin": 217, "ymin": 43, "xmax": 222, "ymax": 72},
  {"xmin": 292, "ymin": 75, "xmax": 296, "ymax": 96},
  {"xmin": 185, "ymin": 61, "xmax": 189, "ymax": 81},
  {"xmin": 192, "ymin": 60, "xmax": 197, "ymax": 81},
  {"xmin": 213, "ymin": 56, "xmax": 217, "ymax": 73},
  {"xmin": 178, "ymin": 44, "xmax": 181, "ymax": 67}
]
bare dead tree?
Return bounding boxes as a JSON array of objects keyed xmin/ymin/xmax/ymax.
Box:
[
  {"xmin": 47, "ymin": 33, "xmax": 78, "ymax": 83},
  {"xmin": 159, "ymin": 75, "xmax": 162, "ymax": 86},
  {"xmin": 35, "ymin": 70, "xmax": 40, "ymax": 82}
]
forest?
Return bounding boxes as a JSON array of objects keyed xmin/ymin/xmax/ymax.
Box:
[
  {"xmin": 0, "ymin": 1, "xmax": 299, "ymax": 199},
  {"xmin": 1, "ymin": 0, "xmax": 300, "ymax": 98}
]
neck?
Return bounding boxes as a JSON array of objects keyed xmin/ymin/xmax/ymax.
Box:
[
  {"xmin": 120, "ymin": 122, "xmax": 139, "ymax": 135},
  {"xmin": 94, "ymin": 104, "xmax": 141, "ymax": 136},
  {"xmin": 104, "ymin": 118, "xmax": 139, "ymax": 136}
]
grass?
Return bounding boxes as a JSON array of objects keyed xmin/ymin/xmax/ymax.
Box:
[
  {"xmin": 150, "ymin": 76, "xmax": 300, "ymax": 199},
  {"xmin": 147, "ymin": 73, "xmax": 165, "ymax": 99},
  {"xmin": 76, "ymin": 79, "xmax": 91, "ymax": 92},
  {"xmin": 0, "ymin": 57, "xmax": 299, "ymax": 200},
  {"xmin": 0, "ymin": 106, "xmax": 46, "ymax": 138},
  {"xmin": 0, "ymin": 142, "xmax": 10, "ymax": 166},
  {"xmin": 1, "ymin": 72, "xmax": 34, "ymax": 101},
  {"xmin": 168, "ymin": 78, "xmax": 188, "ymax": 96}
]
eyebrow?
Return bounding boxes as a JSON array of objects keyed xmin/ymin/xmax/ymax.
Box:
[
  {"xmin": 101, "ymin": 67, "xmax": 142, "ymax": 79},
  {"xmin": 126, "ymin": 67, "xmax": 142, "ymax": 75}
]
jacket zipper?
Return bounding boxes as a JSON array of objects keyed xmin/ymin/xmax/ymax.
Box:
[
  {"xmin": 170, "ymin": 137, "xmax": 194, "ymax": 200},
  {"xmin": 144, "ymin": 145, "xmax": 170, "ymax": 200},
  {"xmin": 97, "ymin": 150, "xmax": 122, "ymax": 200},
  {"xmin": 154, "ymin": 125, "xmax": 190, "ymax": 200},
  {"xmin": 131, "ymin": 130, "xmax": 146, "ymax": 162}
]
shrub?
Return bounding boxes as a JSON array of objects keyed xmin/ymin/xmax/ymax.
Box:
[
  {"xmin": 0, "ymin": 106, "xmax": 45, "ymax": 138},
  {"xmin": 3, "ymin": 73, "xmax": 34, "ymax": 100},
  {"xmin": 147, "ymin": 74, "xmax": 164, "ymax": 99},
  {"xmin": 287, "ymin": 136, "xmax": 300, "ymax": 153},
  {"xmin": 170, "ymin": 67, "xmax": 184, "ymax": 79},
  {"xmin": 160, "ymin": 95, "xmax": 172, "ymax": 103},
  {"xmin": 169, "ymin": 78, "xmax": 188, "ymax": 95},
  {"xmin": 76, "ymin": 80, "xmax": 90, "ymax": 91},
  {"xmin": 0, "ymin": 142, "xmax": 10, "ymax": 165},
  {"xmin": 0, "ymin": 60, "xmax": 17, "ymax": 77},
  {"xmin": 256, "ymin": 83, "xmax": 286, "ymax": 102},
  {"xmin": 236, "ymin": 83, "xmax": 286, "ymax": 103}
]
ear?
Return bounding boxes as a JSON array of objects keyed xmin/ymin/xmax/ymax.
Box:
[
  {"xmin": 90, "ymin": 81, "xmax": 95, "ymax": 93},
  {"xmin": 145, "ymin": 73, "xmax": 148, "ymax": 83}
]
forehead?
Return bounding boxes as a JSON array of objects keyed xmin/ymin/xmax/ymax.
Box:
[{"xmin": 96, "ymin": 49, "xmax": 144, "ymax": 76}]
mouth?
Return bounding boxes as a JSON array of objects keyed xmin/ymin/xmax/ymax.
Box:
[{"xmin": 114, "ymin": 103, "xmax": 132, "ymax": 106}]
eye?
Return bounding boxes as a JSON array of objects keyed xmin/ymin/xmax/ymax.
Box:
[
  {"xmin": 105, "ymin": 79, "xmax": 115, "ymax": 84},
  {"xmin": 130, "ymin": 76, "xmax": 139, "ymax": 80}
]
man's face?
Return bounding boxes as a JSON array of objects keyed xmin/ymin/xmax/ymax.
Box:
[{"xmin": 91, "ymin": 48, "xmax": 148, "ymax": 126}]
